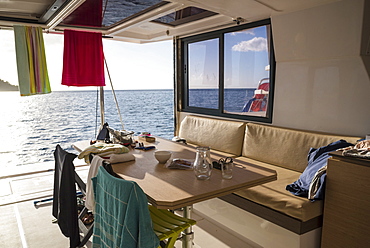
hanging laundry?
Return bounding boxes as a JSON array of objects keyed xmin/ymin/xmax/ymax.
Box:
[
  {"xmin": 61, "ymin": 30, "xmax": 105, "ymax": 87},
  {"xmin": 13, "ymin": 26, "xmax": 51, "ymax": 96},
  {"xmin": 61, "ymin": 0, "xmax": 104, "ymax": 87}
]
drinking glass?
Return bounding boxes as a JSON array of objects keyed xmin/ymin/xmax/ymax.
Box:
[{"xmin": 221, "ymin": 159, "xmax": 233, "ymax": 179}]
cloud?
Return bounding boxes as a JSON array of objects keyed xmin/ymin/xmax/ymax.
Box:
[
  {"xmin": 232, "ymin": 37, "xmax": 267, "ymax": 52},
  {"xmin": 230, "ymin": 29, "xmax": 255, "ymax": 36}
]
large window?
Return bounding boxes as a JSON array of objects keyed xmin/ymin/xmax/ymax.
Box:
[{"xmin": 180, "ymin": 19, "xmax": 275, "ymax": 122}]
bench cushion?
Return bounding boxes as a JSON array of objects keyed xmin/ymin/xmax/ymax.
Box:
[
  {"xmin": 242, "ymin": 123, "xmax": 360, "ymax": 172},
  {"xmin": 234, "ymin": 157, "xmax": 323, "ymax": 222},
  {"xmin": 179, "ymin": 116, "xmax": 246, "ymax": 156}
]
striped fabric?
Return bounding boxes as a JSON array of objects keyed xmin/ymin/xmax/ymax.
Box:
[
  {"xmin": 13, "ymin": 25, "xmax": 51, "ymax": 96},
  {"xmin": 92, "ymin": 167, "xmax": 159, "ymax": 248}
]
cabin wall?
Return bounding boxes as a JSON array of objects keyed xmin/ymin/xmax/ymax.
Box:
[{"xmin": 271, "ymin": 0, "xmax": 370, "ymax": 137}]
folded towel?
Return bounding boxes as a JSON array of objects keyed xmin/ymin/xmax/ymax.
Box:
[
  {"xmin": 78, "ymin": 142, "xmax": 129, "ymax": 163},
  {"xmin": 109, "ymin": 153, "xmax": 135, "ymax": 164}
]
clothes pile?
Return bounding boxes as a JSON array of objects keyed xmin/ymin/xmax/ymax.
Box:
[
  {"xmin": 340, "ymin": 140, "xmax": 370, "ymax": 159},
  {"xmin": 78, "ymin": 142, "xmax": 130, "ymax": 163},
  {"xmin": 286, "ymin": 140, "xmax": 354, "ymax": 201}
]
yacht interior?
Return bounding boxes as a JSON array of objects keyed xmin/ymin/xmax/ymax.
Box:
[{"xmin": 0, "ymin": 0, "xmax": 370, "ymax": 247}]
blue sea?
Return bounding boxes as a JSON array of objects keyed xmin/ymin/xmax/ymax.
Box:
[
  {"xmin": 0, "ymin": 89, "xmax": 254, "ymax": 169},
  {"xmin": 189, "ymin": 88, "xmax": 255, "ymax": 111},
  {"xmin": 0, "ymin": 90, "xmax": 174, "ymax": 168}
]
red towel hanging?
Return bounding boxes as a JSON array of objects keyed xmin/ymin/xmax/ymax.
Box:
[
  {"xmin": 61, "ymin": 0, "xmax": 105, "ymax": 87},
  {"xmin": 62, "ymin": 30, "xmax": 105, "ymax": 87}
]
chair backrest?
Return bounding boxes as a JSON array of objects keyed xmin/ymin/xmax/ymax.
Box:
[
  {"xmin": 91, "ymin": 166, "xmax": 160, "ymax": 248},
  {"xmin": 52, "ymin": 144, "xmax": 80, "ymax": 248}
]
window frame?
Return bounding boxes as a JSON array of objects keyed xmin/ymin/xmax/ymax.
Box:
[{"xmin": 179, "ymin": 19, "xmax": 275, "ymax": 123}]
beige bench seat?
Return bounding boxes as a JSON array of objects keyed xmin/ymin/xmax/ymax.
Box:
[
  {"xmin": 178, "ymin": 115, "xmax": 361, "ymax": 235},
  {"xmin": 234, "ymin": 157, "xmax": 322, "ymax": 222},
  {"xmin": 231, "ymin": 122, "xmax": 360, "ymax": 224}
]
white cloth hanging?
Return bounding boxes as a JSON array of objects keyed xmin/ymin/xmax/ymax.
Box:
[{"xmin": 85, "ymin": 155, "xmax": 104, "ymax": 213}]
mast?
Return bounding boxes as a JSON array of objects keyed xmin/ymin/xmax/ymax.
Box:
[{"xmin": 99, "ymin": 86, "xmax": 105, "ymax": 126}]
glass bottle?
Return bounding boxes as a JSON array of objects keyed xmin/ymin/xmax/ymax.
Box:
[{"xmin": 193, "ymin": 146, "xmax": 213, "ymax": 180}]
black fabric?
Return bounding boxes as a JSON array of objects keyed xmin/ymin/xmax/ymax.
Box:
[
  {"xmin": 52, "ymin": 145, "xmax": 80, "ymax": 248},
  {"xmin": 103, "ymin": 162, "xmax": 122, "ymax": 179},
  {"xmin": 96, "ymin": 122, "xmax": 110, "ymax": 141}
]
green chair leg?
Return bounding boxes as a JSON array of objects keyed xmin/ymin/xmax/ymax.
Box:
[{"xmin": 149, "ymin": 205, "xmax": 196, "ymax": 248}]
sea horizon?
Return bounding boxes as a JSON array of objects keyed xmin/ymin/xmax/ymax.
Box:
[
  {"xmin": 0, "ymin": 90, "xmax": 175, "ymax": 168},
  {"xmin": 0, "ymin": 88, "xmax": 255, "ymax": 169}
]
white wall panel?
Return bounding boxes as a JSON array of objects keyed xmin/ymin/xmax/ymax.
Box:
[
  {"xmin": 272, "ymin": 0, "xmax": 362, "ymax": 62},
  {"xmin": 271, "ymin": 0, "xmax": 370, "ymax": 137}
]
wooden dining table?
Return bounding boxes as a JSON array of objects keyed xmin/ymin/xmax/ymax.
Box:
[{"xmin": 73, "ymin": 137, "xmax": 277, "ymax": 248}]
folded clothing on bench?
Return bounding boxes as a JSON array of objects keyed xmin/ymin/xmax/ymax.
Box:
[{"xmin": 286, "ymin": 139, "xmax": 354, "ymax": 201}]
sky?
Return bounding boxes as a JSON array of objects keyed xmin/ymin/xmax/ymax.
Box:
[
  {"xmin": 188, "ymin": 26, "xmax": 270, "ymax": 89},
  {"xmin": 225, "ymin": 26, "xmax": 270, "ymax": 88},
  {"xmin": 0, "ymin": 30, "xmax": 173, "ymax": 91}
]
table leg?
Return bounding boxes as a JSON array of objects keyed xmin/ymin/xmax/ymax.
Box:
[{"xmin": 182, "ymin": 205, "xmax": 194, "ymax": 248}]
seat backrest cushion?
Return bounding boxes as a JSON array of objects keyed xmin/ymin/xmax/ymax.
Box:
[
  {"xmin": 179, "ymin": 116, "xmax": 246, "ymax": 156},
  {"xmin": 242, "ymin": 123, "xmax": 360, "ymax": 172}
]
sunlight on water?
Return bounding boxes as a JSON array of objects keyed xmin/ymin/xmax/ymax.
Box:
[
  {"xmin": 0, "ymin": 92, "xmax": 29, "ymax": 170},
  {"xmin": 0, "ymin": 91, "xmax": 98, "ymax": 169},
  {"xmin": 0, "ymin": 90, "xmax": 174, "ymax": 173}
]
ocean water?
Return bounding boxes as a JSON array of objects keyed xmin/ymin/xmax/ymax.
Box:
[
  {"xmin": 0, "ymin": 90, "xmax": 174, "ymax": 168},
  {"xmin": 189, "ymin": 88, "xmax": 255, "ymax": 111},
  {"xmin": 0, "ymin": 88, "xmax": 254, "ymax": 170}
]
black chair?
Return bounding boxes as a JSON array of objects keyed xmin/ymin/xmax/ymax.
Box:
[{"xmin": 52, "ymin": 144, "xmax": 93, "ymax": 247}]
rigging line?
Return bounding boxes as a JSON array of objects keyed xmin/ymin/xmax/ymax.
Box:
[
  {"xmin": 102, "ymin": 0, "xmax": 109, "ymax": 21},
  {"xmin": 104, "ymin": 56, "xmax": 125, "ymax": 130}
]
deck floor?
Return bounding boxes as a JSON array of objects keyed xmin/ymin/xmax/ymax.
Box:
[{"xmin": 0, "ymin": 163, "xmax": 253, "ymax": 248}]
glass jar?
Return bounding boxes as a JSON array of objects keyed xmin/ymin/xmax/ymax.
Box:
[{"xmin": 193, "ymin": 146, "xmax": 213, "ymax": 180}]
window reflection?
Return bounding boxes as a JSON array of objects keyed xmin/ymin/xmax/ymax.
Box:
[
  {"xmin": 188, "ymin": 38, "xmax": 219, "ymax": 109},
  {"xmin": 152, "ymin": 7, "xmax": 217, "ymax": 26},
  {"xmin": 224, "ymin": 26, "xmax": 270, "ymax": 117},
  {"xmin": 102, "ymin": 0, "xmax": 165, "ymax": 27}
]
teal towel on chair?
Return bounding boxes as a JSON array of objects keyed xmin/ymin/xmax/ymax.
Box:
[{"xmin": 92, "ymin": 166, "xmax": 159, "ymax": 248}]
